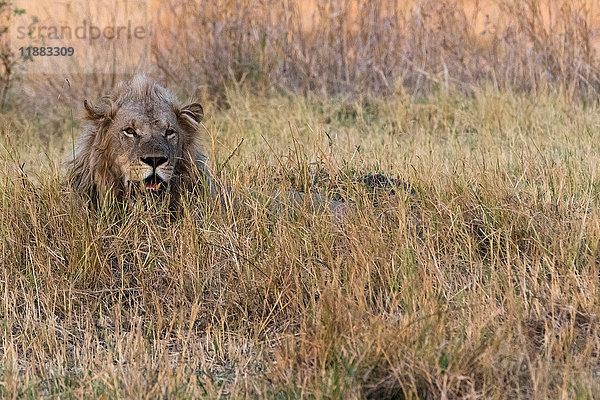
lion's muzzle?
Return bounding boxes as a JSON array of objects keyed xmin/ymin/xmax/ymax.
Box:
[{"xmin": 139, "ymin": 156, "xmax": 167, "ymax": 191}]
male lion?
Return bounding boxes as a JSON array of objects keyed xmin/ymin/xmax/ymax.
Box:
[
  {"xmin": 68, "ymin": 74, "xmax": 346, "ymax": 213},
  {"xmin": 69, "ymin": 75, "xmax": 212, "ymax": 206}
]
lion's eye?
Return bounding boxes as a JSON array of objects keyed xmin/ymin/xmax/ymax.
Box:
[
  {"xmin": 123, "ymin": 127, "xmax": 137, "ymax": 137},
  {"xmin": 166, "ymin": 128, "xmax": 177, "ymax": 138}
]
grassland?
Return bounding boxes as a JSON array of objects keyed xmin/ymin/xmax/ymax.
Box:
[
  {"xmin": 0, "ymin": 87, "xmax": 599, "ymax": 398},
  {"xmin": 2, "ymin": 0, "xmax": 600, "ymax": 398}
]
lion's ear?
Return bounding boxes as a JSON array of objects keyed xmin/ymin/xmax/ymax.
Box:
[
  {"xmin": 84, "ymin": 99, "xmax": 105, "ymax": 121},
  {"xmin": 180, "ymin": 103, "xmax": 204, "ymax": 127}
]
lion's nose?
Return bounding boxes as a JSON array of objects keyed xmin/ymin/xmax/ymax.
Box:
[{"xmin": 140, "ymin": 156, "xmax": 168, "ymax": 168}]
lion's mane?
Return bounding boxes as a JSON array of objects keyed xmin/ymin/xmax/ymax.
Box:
[{"xmin": 68, "ymin": 75, "xmax": 207, "ymax": 204}]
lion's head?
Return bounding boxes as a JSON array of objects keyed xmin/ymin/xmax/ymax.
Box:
[{"xmin": 69, "ymin": 75, "xmax": 207, "ymax": 205}]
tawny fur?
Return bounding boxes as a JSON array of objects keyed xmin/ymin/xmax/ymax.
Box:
[
  {"xmin": 68, "ymin": 75, "xmax": 209, "ymax": 205},
  {"xmin": 69, "ymin": 75, "xmax": 346, "ymax": 215}
]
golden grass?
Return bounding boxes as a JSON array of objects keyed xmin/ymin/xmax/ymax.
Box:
[
  {"xmin": 148, "ymin": 0, "xmax": 600, "ymax": 98},
  {"xmin": 6, "ymin": 0, "xmax": 600, "ymax": 113},
  {"xmin": 2, "ymin": 1, "xmax": 600, "ymax": 397},
  {"xmin": 1, "ymin": 87, "xmax": 600, "ymax": 398}
]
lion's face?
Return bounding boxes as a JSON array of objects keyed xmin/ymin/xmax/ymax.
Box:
[
  {"xmin": 108, "ymin": 101, "xmax": 185, "ymax": 195},
  {"xmin": 70, "ymin": 75, "xmax": 205, "ymax": 203}
]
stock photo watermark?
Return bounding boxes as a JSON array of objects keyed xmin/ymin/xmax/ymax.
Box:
[{"xmin": 10, "ymin": 0, "xmax": 151, "ymax": 74}]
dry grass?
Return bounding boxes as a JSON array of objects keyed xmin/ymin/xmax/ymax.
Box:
[
  {"xmin": 150, "ymin": 0, "xmax": 600, "ymax": 99},
  {"xmin": 6, "ymin": 0, "xmax": 600, "ymax": 113},
  {"xmin": 2, "ymin": 0, "xmax": 600, "ymax": 398},
  {"xmin": 1, "ymin": 87, "xmax": 600, "ymax": 398}
]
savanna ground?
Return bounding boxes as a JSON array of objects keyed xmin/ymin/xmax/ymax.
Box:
[
  {"xmin": 3, "ymin": 0, "xmax": 600, "ymax": 398},
  {"xmin": 2, "ymin": 87, "xmax": 600, "ymax": 398}
]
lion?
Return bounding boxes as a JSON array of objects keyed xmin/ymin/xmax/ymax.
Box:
[
  {"xmin": 68, "ymin": 74, "xmax": 213, "ymax": 207},
  {"xmin": 68, "ymin": 74, "xmax": 347, "ymax": 214}
]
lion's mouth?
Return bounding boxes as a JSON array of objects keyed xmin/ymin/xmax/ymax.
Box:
[{"xmin": 144, "ymin": 175, "xmax": 166, "ymax": 193}]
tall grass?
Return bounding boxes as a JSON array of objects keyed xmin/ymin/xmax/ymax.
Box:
[
  {"xmin": 6, "ymin": 0, "xmax": 600, "ymax": 111},
  {"xmin": 1, "ymin": 88, "xmax": 600, "ymax": 398},
  {"xmin": 151, "ymin": 0, "xmax": 600, "ymax": 99},
  {"xmin": 2, "ymin": 0, "xmax": 600, "ymax": 398}
]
